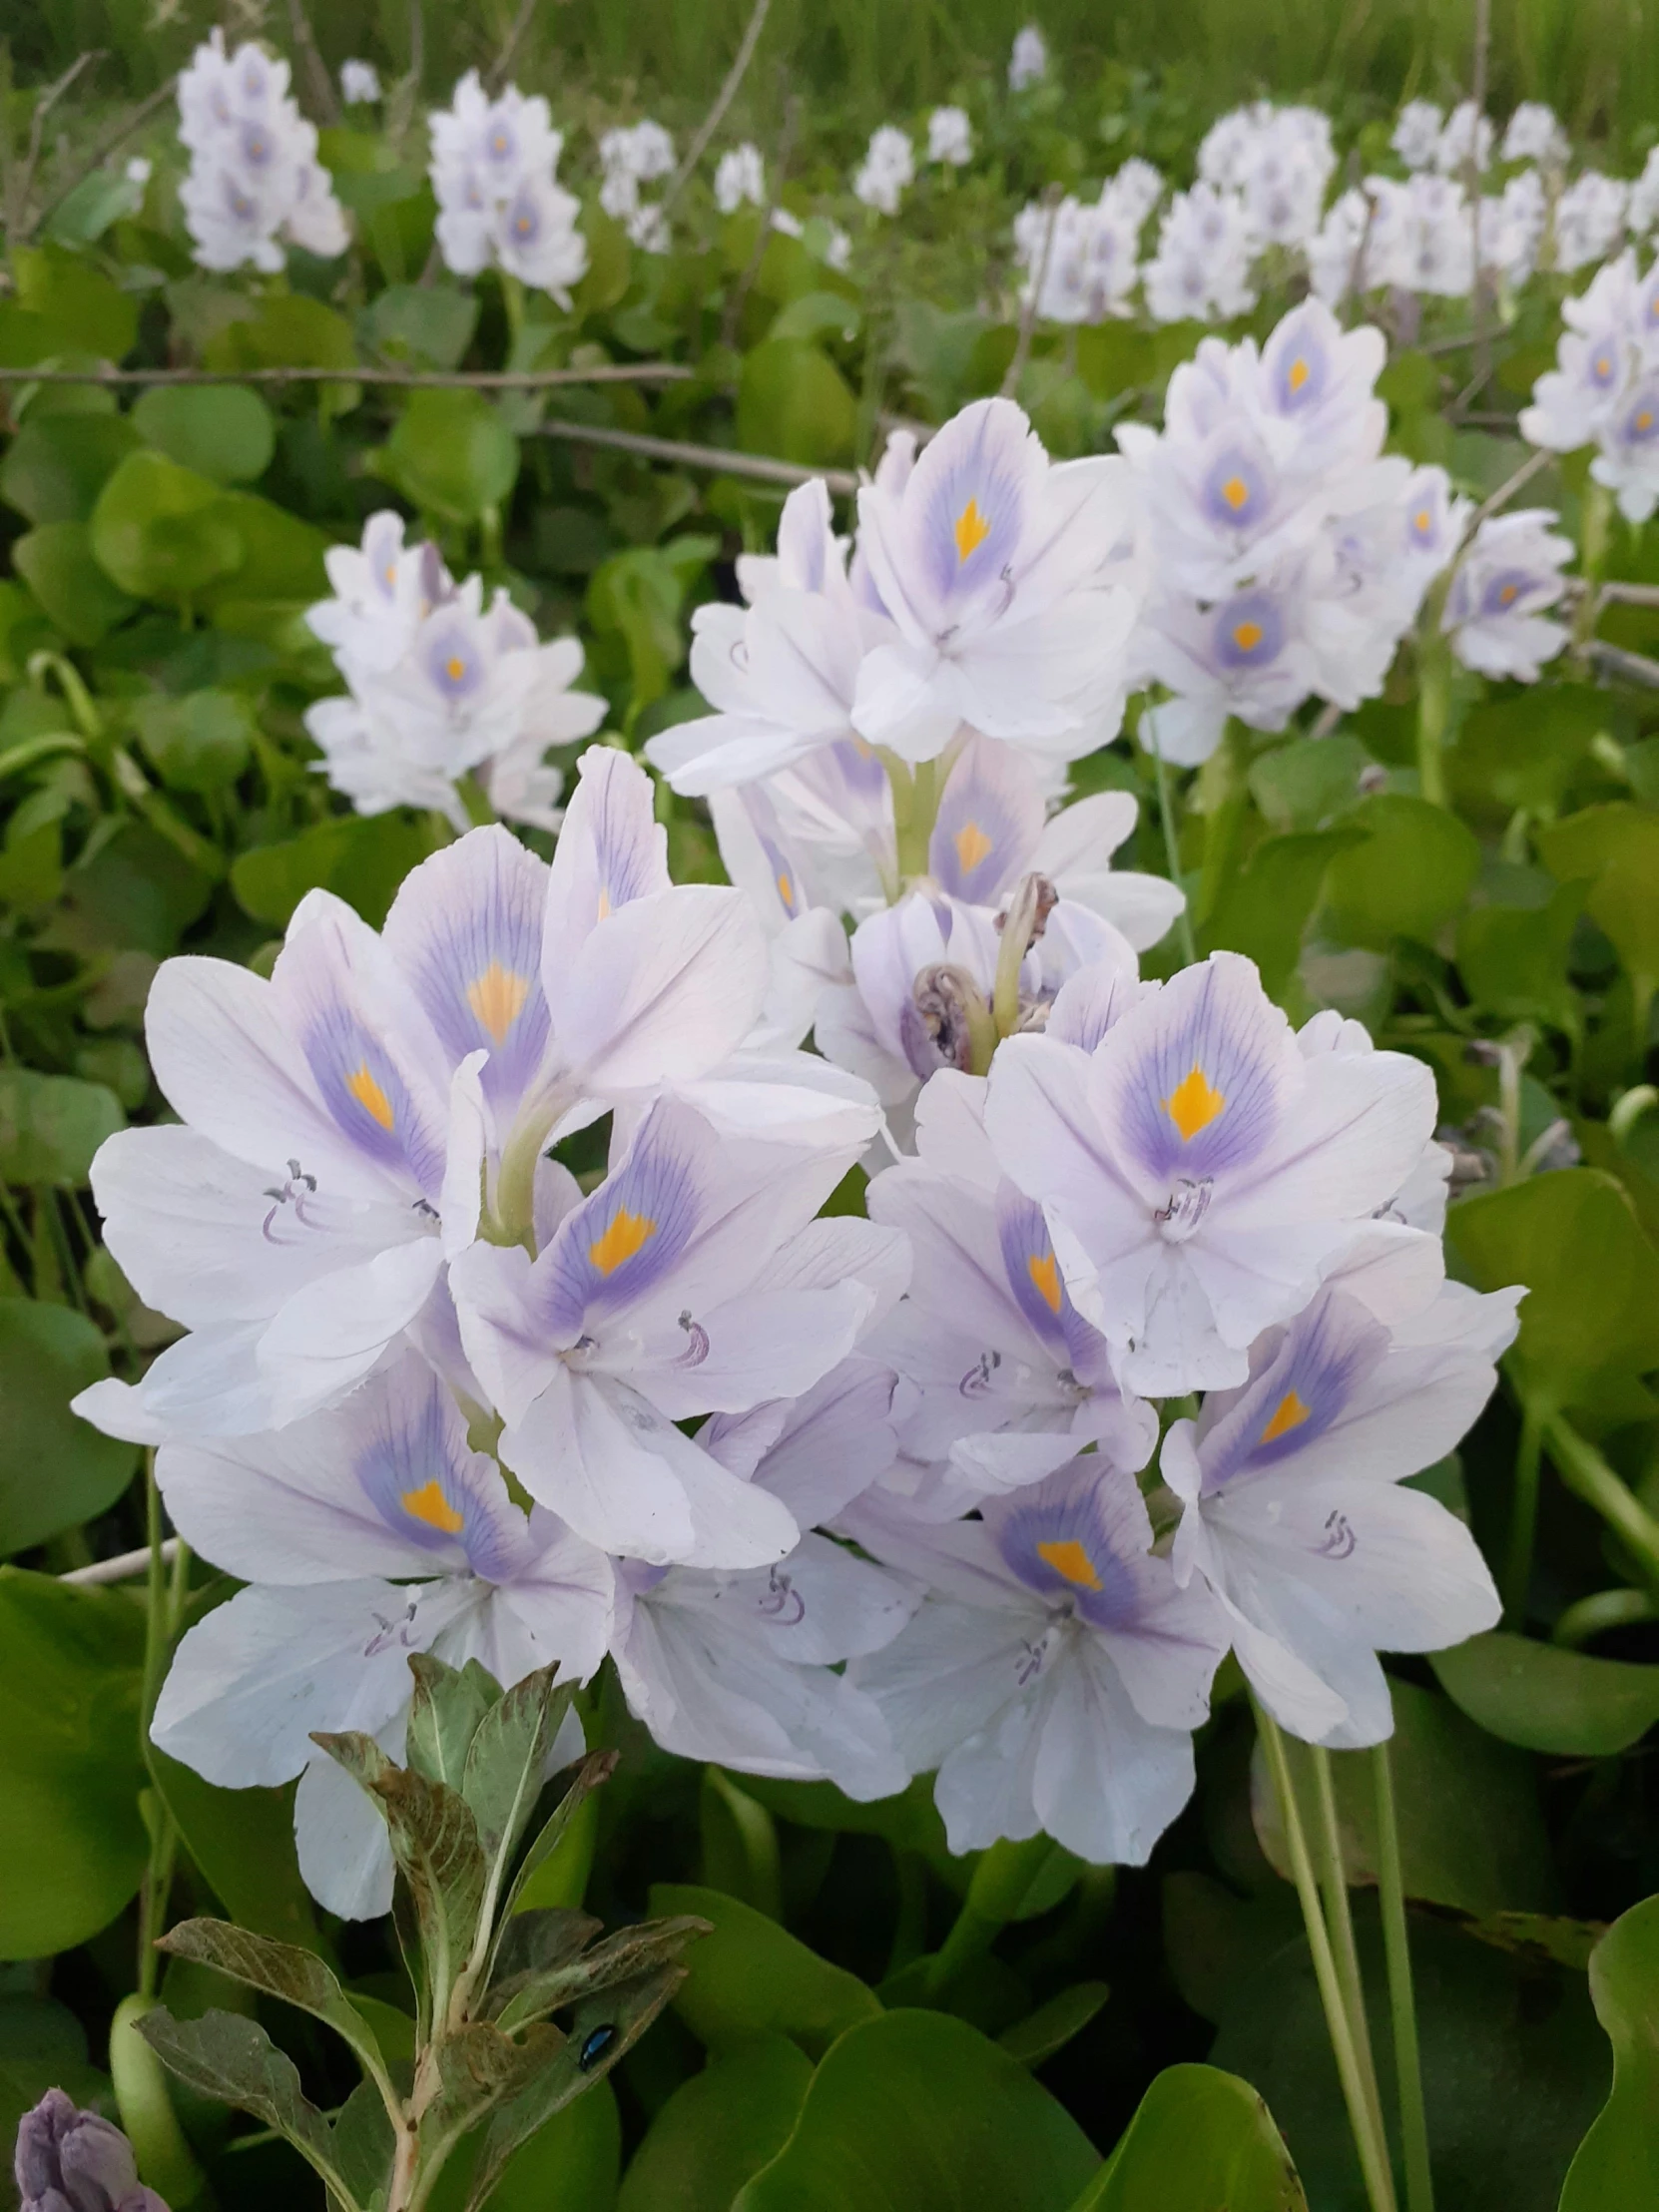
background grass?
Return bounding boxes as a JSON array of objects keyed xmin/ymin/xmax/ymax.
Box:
[{"xmin": 7, "ymin": 0, "xmax": 1659, "ymax": 162}]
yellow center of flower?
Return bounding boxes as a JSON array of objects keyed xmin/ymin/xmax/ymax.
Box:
[
  {"xmin": 1026, "ymin": 1251, "xmax": 1062, "ymax": 1314},
  {"xmin": 953, "ymin": 498, "xmax": 992, "ymax": 562},
  {"xmin": 776, "ymin": 870, "xmax": 795, "ymax": 908},
  {"xmin": 347, "ymin": 1062, "xmax": 395, "ymax": 1130},
  {"xmin": 1221, "ymin": 474, "xmax": 1251, "ymax": 511},
  {"xmin": 1233, "ymin": 620, "xmax": 1264, "ymax": 653},
  {"xmin": 445, "ymin": 655, "xmax": 466, "ymax": 682},
  {"xmin": 1597, "ymin": 353, "xmax": 1612, "ymax": 376},
  {"xmin": 1499, "ymin": 582, "xmax": 1519, "ymax": 604},
  {"xmin": 1260, "ymin": 1388, "xmax": 1312, "ymax": 1445},
  {"xmin": 596, "ymin": 887, "xmax": 612, "ymax": 921},
  {"xmin": 401, "ymin": 1480, "xmax": 465, "ymax": 1533},
  {"xmin": 1287, "ymin": 355, "xmax": 1310, "ymax": 392},
  {"xmin": 589, "ymin": 1207, "xmax": 657, "ymax": 1276},
  {"xmin": 466, "ymin": 961, "xmax": 530, "ymax": 1044},
  {"xmin": 515, "ymin": 212, "xmax": 532, "ymax": 235},
  {"xmin": 1165, "ymin": 1065, "xmax": 1226, "ymax": 1142},
  {"xmin": 1638, "ymin": 409, "xmax": 1655, "ymax": 433},
  {"xmin": 954, "ymin": 821, "xmax": 994, "ymax": 872},
  {"xmin": 1037, "ymin": 1538, "xmax": 1103, "ymax": 1591},
  {"xmin": 1414, "ymin": 508, "xmax": 1431, "ymax": 532}
]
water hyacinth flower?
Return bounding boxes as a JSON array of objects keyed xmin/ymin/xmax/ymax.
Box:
[
  {"xmin": 983, "ymin": 950, "xmax": 1439, "ymax": 1395},
  {"xmin": 1442, "ymin": 509, "xmax": 1573, "ymax": 680},
  {"xmin": 15, "ymin": 2090, "xmax": 168, "ymax": 2212},
  {"xmin": 176, "ymin": 30, "xmax": 348, "ymax": 272},
  {"xmin": 715, "ymin": 142, "xmax": 766, "ymax": 213},
  {"xmin": 853, "ymin": 1456, "xmax": 1230, "ymax": 1863},
  {"xmin": 1432, "ymin": 100, "xmax": 1494, "ymax": 179},
  {"xmin": 849, "ymin": 397, "xmax": 1142, "ymax": 762},
  {"xmin": 1553, "ymin": 172, "xmax": 1631, "ymax": 274},
  {"xmin": 72, "ymin": 751, "xmax": 772, "ymax": 1441},
  {"xmin": 1390, "ymin": 100, "xmax": 1444, "ymax": 173},
  {"xmin": 1142, "ymin": 184, "xmax": 1259, "ymax": 324},
  {"xmin": 449, "ymin": 1089, "xmax": 906, "ymax": 1562},
  {"xmin": 1519, "ymin": 251, "xmax": 1639, "ymax": 453},
  {"xmin": 1164, "ymin": 1272, "xmax": 1517, "ymax": 1745},
  {"xmin": 1008, "ymin": 24, "xmax": 1048, "ymax": 90},
  {"xmin": 429, "ymin": 71, "xmax": 587, "ymax": 300},
  {"xmin": 1501, "ymin": 101, "xmax": 1568, "ymax": 169},
  {"xmin": 927, "ymin": 107, "xmax": 974, "ymax": 168},
  {"xmin": 149, "ymin": 1353, "xmax": 603, "ymax": 1916},
  {"xmin": 340, "ymin": 58, "xmax": 381, "ymax": 106},
  {"xmin": 853, "ymin": 126, "xmax": 915, "ymax": 216}
]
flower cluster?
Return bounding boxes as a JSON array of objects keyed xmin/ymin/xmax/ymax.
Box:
[
  {"xmin": 301, "ymin": 512, "xmax": 606, "ymax": 833},
  {"xmin": 715, "ymin": 142, "xmax": 766, "ymax": 215},
  {"xmin": 599, "ymin": 118, "xmax": 677, "ymax": 251},
  {"xmin": 1008, "ymin": 25, "xmax": 1049, "ymax": 92},
  {"xmin": 853, "ymin": 126, "xmax": 916, "ymax": 217},
  {"xmin": 428, "ymin": 71, "xmax": 588, "ymax": 299},
  {"xmin": 176, "ymin": 31, "xmax": 348, "ymax": 273},
  {"xmin": 1521, "ymin": 250, "xmax": 1659, "ymax": 521},
  {"xmin": 1015, "ymin": 162, "xmax": 1163, "ymax": 323},
  {"xmin": 1121, "ymin": 297, "xmax": 1466, "ymax": 765}
]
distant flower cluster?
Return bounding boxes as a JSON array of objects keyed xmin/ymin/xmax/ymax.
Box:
[
  {"xmin": 428, "ymin": 71, "xmax": 588, "ymax": 299},
  {"xmin": 1521, "ymin": 251, "xmax": 1659, "ymax": 521},
  {"xmin": 176, "ymin": 29, "xmax": 348, "ymax": 272},
  {"xmin": 599, "ymin": 117, "xmax": 677, "ymax": 252},
  {"xmin": 302, "ymin": 513, "xmax": 605, "ymax": 833}
]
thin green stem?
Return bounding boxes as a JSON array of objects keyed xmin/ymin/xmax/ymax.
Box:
[
  {"xmin": 1542, "ymin": 1409, "xmax": 1659, "ymax": 1593},
  {"xmin": 1310, "ymin": 1747, "xmax": 1388, "ymax": 2155},
  {"xmin": 1502, "ymin": 1399, "xmax": 1545, "ymax": 1626},
  {"xmin": 1374, "ymin": 1743, "xmax": 1434, "ymax": 2212},
  {"xmin": 1256, "ymin": 1705, "xmax": 1398, "ymax": 2212},
  {"xmin": 1414, "ymin": 627, "xmax": 1451, "ymax": 809},
  {"xmin": 1143, "ymin": 705, "xmax": 1196, "ymax": 963},
  {"xmin": 139, "ymin": 1455, "xmax": 177, "ymax": 2000},
  {"xmin": 1552, "ymin": 1587, "xmax": 1659, "ymax": 1647}
]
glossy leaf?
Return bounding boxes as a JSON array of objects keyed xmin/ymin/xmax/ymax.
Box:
[
  {"xmin": 0, "ymin": 1299, "xmax": 137, "ymax": 1556},
  {"xmin": 231, "ymin": 812, "xmax": 446, "ymax": 929},
  {"xmin": 617, "ymin": 2037, "xmax": 813, "ymax": 2212},
  {"xmin": 1536, "ymin": 804, "xmax": 1659, "ymax": 983},
  {"xmin": 1073, "ymin": 2063, "xmax": 1306, "ymax": 2211},
  {"xmin": 134, "ymin": 2006, "xmax": 347, "ymax": 2195},
  {"xmin": 13, "ymin": 522, "xmax": 140, "ymax": 645},
  {"xmin": 1431, "ymin": 1631, "xmax": 1659, "ymax": 1756},
  {"xmin": 132, "ymin": 385, "xmax": 276, "ymax": 486},
  {"xmin": 1323, "ymin": 794, "xmax": 1479, "ymax": 948},
  {"xmin": 146, "ymin": 1749, "xmax": 319, "ymax": 1948},
  {"xmin": 373, "ymin": 389, "xmax": 519, "ymax": 524},
  {"xmin": 1202, "ymin": 828, "xmax": 1366, "ymax": 997},
  {"xmin": 650, "ymin": 1883, "xmax": 881, "ymax": 2057},
  {"xmin": 89, "ymin": 451, "xmax": 243, "ymax": 605},
  {"xmin": 1558, "ymin": 1895, "xmax": 1659, "ymax": 2211},
  {"xmin": 736, "ymin": 341, "xmax": 857, "ymax": 466}
]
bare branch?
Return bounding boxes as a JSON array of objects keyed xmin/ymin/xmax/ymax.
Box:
[
  {"xmin": 661, "ymin": 0, "xmax": 773, "ymax": 218},
  {"xmin": 26, "ymin": 73, "xmax": 179, "ymax": 245},
  {"xmin": 486, "ymin": 0, "xmax": 541, "ymax": 96},
  {"xmin": 3, "ymin": 362, "xmax": 695, "ymax": 389},
  {"xmin": 721, "ymin": 89, "xmax": 800, "ymax": 352},
  {"xmin": 1585, "ymin": 640, "xmax": 1659, "ymax": 690},
  {"xmin": 285, "ymin": 0, "xmax": 342, "ymax": 125},
  {"xmin": 1465, "ymin": 446, "xmax": 1552, "ymax": 536},
  {"xmin": 9, "ymin": 51, "xmax": 104, "ymax": 239},
  {"xmin": 538, "ymin": 414, "xmax": 855, "ymax": 492},
  {"xmin": 62, "ymin": 1538, "xmax": 180, "ymax": 1586},
  {"xmin": 1001, "ymin": 184, "xmax": 1061, "ymax": 399}
]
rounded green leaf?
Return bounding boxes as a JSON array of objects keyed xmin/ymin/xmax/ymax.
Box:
[
  {"xmin": 1559, "ymin": 1896, "xmax": 1659, "ymax": 2211},
  {"xmin": 1323, "ymin": 794, "xmax": 1479, "ymax": 948},
  {"xmin": 130, "ymin": 690, "xmax": 255, "ymax": 795},
  {"xmin": 0, "ymin": 412, "xmax": 142, "ymax": 525},
  {"xmin": 12, "ymin": 245, "xmax": 139, "ymax": 359},
  {"xmin": 12, "ymin": 523, "xmax": 139, "ymax": 647},
  {"xmin": 648, "ymin": 1884, "xmax": 880, "ymax": 2058},
  {"xmin": 1073, "ymin": 2064, "xmax": 1306, "ymax": 2211},
  {"xmin": 373, "ymin": 388, "xmax": 519, "ymax": 524},
  {"xmin": 0, "ymin": 1568, "xmax": 147, "ymax": 1958},
  {"xmin": 1536, "ymin": 804, "xmax": 1659, "ymax": 984},
  {"xmin": 736, "ymin": 340, "xmax": 857, "ymax": 467},
  {"xmin": 0, "ymin": 1068, "xmax": 125, "ymax": 1185},
  {"xmin": 617, "ymin": 2037, "xmax": 813, "ymax": 2212},
  {"xmin": 133, "ymin": 385, "xmax": 276, "ymax": 486},
  {"xmin": 0, "ymin": 1298, "xmax": 138, "ymax": 1556},
  {"xmin": 147, "ymin": 1749, "xmax": 319, "ymax": 1950},
  {"xmin": 231, "ymin": 814, "xmax": 446, "ymax": 930},
  {"xmin": 1431, "ymin": 1631, "xmax": 1659, "ymax": 1756},
  {"xmin": 89, "ymin": 451, "xmax": 243, "ymax": 604},
  {"xmin": 733, "ymin": 2009, "xmax": 1100, "ymax": 2212}
]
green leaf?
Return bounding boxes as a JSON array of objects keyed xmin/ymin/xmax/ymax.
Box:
[
  {"xmin": 997, "ymin": 1981, "xmax": 1111, "ymax": 2069},
  {"xmin": 146, "ymin": 1749, "xmax": 319, "ymax": 1947},
  {"xmin": 733, "ymin": 2009, "xmax": 1101, "ymax": 2212},
  {"xmin": 157, "ymin": 1920, "xmax": 388, "ymax": 2082},
  {"xmin": 1451, "ymin": 689, "xmax": 1606, "ymax": 820},
  {"xmin": 649, "ymin": 1883, "xmax": 881, "ymax": 2057},
  {"xmin": 1431, "ymin": 1631, "xmax": 1659, "ymax": 1756},
  {"xmin": 700, "ymin": 1765, "xmax": 783, "ymax": 1920},
  {"xmin": 1455, "ymin": 880, "xmax": 1586, "ymax": 1029},
  {"xmin": 769, "ymin": 291, "xmax": 861, "ymax": 344},
  {"xmin": 1444, "ymin": 1168, "xmax": 1659, "ymax": 1415},
  {"xmin": 1322, "ymin": 793, "xmax": 1480, "ymax": 948},
  {"xmin": 372, "ymin": 389, "xmax": 519, "ymax": 525},
  {"xmin": 1248, "ymin": 736, "xmax": 1370, "ymax": 831},
  {"xmin": 1251, "ymin": 1681, "xmax": 1556, "ymax": 1915},
  {"xmin": 1201, "ymin": 829, "xmax": 1366, "ymax": 997},
  {"xmin": 128, "ymin": 689, "xmax": 255, "ymax": 795},
  {"xmin": 12, "ymin": 523, "xmax": 139, "ymax": 646},
  {"xmin": 12, "ymin": 244, "xmax": 139, "ymax": 358},
  {"xmin": 203, "ymin": 293, "xmax": 361, "ymax": 412},
  {"xmin": 133, "ymin": 385, "xmax": 276, "ymax": 486},
  {"xmin": 1072, "ymin": 2063, "xmax": 1306, "ymax": 2211},
  {"xmin": 1558, "ymin": 1895, "xmax": 1659, "ymax": 2211},
  {"xmin": 0, "ymin": 411, "xmax": 142, "ymax": 524},
  {"xmin": 1536, "ymin": 803, "xmax": 1659, "ymax": 984},
  {"xmin": 0, "ymin": 1568, "xmax": 147, "ymax": 1957},
  {"xmin": 231, "ymin": 812, "xmax": 446, "ymax": 929},
  {"xmin": 363, "ymin": 283, "xmax": 480, "ymax": 370},
  {"xmin": 89, "ymin": 451, "xmax": 244, "ymax": 605},
  {"xmin": 407, "ymin": 1652, "xmax": 502, "ymax": 1792},
  {"xmin": 463, "ymin": 1666, "xmax": 577, "ymax": 1881},
  {"xmin": 135, "ymin": 2007, "xmax": 347, "ymax": 2195},
  {"xmin": 442, "ymin": 2080, "xmax": 621, "ymax": 2212},
  {"xmin": 0, "ymin": 1068, "xmax": 124, "ymax": 1184},
  {"xmin": 491, "ymin": 1917, "xmax": 709, "ymax": 2036},
  {"xmin": 617, "ymin": 2037, "xmax": 813, "ymax": 2212},
  {"xmin": 195, "ymin": 491, "xmax": 328, "ymax": 610},
  {"xmin": 500, "ymin": 1750, "xmax": 615, "ymax": 1922},
  {"xmin": 736, "ymin": 341, "xmax": 857, "ymax": 466},
  {"xmin": 0, "ymin": 1299, "xmax": 137, "ymax": 1555}
]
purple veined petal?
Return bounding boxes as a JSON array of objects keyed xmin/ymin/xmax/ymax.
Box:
[
  {"xmin": 928, "ymin": 734, "xmax": 1045, "ymax": 901},
  {"xmin": 983, "ymin": 1455, "xmax": 1161, "ymax": 1633},
  {"xmin": 348, "ymin": 1360, "xmax": 530, "ymax": 1579},
  {"xmin": 1261, "ymin": 297, "xmax": 1337, "ymax": 415},
  {"xmin": 535, "ymin": 1097, "xmax": 708, "ymax": 1334},
  {"xmin": 416, "ymin": 604, "xmax": 491, "ymax": 711},
  {"xmin": 993, "ymin": 1181, "xmax": 1075, "ymax": 1356},
  {"xmin": 1193, "ymin": 1287, "xmax": 1388, "ymax": 1495},
  {"xmin": 544, "ymin": 745, "xmax": 671, "ymax": 961},
  {"xmin": 382, "ymin": 826, "xmax": 553, "ymax": 1122},
  {"xmin": 1093, "ymin": 951, "xmax": 1292, "ymax": 1189},
  {"xmin": 1208, "ymin": 587, "xmax": 1291, "ymax": 674},
  {"xmin": 871, "ymin": 397, "xmax": 1047, "ymax": 640},
  {"xmin": 1199, "ymin": 441, "xmax": 1275, "ymax": 532}
]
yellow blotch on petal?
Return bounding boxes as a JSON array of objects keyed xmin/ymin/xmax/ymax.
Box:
[
  {"xmin": 953, "ymin": 497, "xmax": 992, "ymax": 562},
  {"xmin": 1165, "ymin": 1064, "xmax": 1226, "ymax": 1143},
  {"xmin": 1027, "ymin": 1250, "xmax": 1062, "ymax": 1315},
  {"xmin": 401, "ymin": 1480, "xmax": 465, "ymax": 1534},
  {"xmin": 596, "ymin": 887, "xmax": 612, "ymax": 921},
  {"xmin": 1287, "ymin": 355, "xmax": 1310, "ymax": 392},
  {"xmin": 1221, "ymin": 474, "xmax": 1251, "ymax": 511},
  {"xmin": 1037, "ymin": 1538, "xmax": 1103, "ymax": 1591},
  {"xmin": 589, "ymin": 1206, "xmax": 657, "ymax": 1276},
  {"xmin": 466, "ymin": 961, "xmax": 530, "ymax": 1045},
  {"xmin": 1233, "ymin": 620, "xmax": 1264, "ymax": 653},
  {"xmin": 445, "ymin": 654, "xmax": 466, "ymax": 682},
  {"xmin": 777, "ymin": 871, "xmax": 795, "ymax": 910},
  {"xmin": 347, "ymin": 1062, "xmax": 395, "ymax": 1131},
  {"xmin": 1499, "ymin": 582, "xmax": 1519, "ymax": 605},
  {"xmin": 1260, "ymin": 1388, "xmax": 1312, "ymax": 1445},
  {"xmin": 954, "ymin": 820, "xmax": 994, "ymax": 873},
  {"xmin": 1413, "ymin": 508, "xmax": 1431, "ymax": 533},
  {"xmin": 1637, "ymin": 409, "xmax": 1655, "ymax": 433}
]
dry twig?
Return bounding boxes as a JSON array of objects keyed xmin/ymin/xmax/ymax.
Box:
[
  {"xmin": 539, "ymin": 414, "xmax": 855, "ymax": 492},
  {"xmin": 661, "ymin": 0, "xmax": 774, "ymax": 218}
]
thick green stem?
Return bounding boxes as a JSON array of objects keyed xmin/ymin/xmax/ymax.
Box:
[
  {"xmin": 1310, "ymin": 1747, "xmax": 1388, "ymax": 2156},
  {"xmin": 1542, "ymin": 1409, "xmax": 1659, "ymax": 1593},
  {"xmin": 1502, "ymin": 1399, "xmax": 1546, "ymax": 1626},
  {"xmin": 1374, "ymin": 1743, "xmax": 1435, "ymax": 2212},
  {"xmin": 1256, "ymin": 1706, "xmax": 1398, "ymax": 2212},
  {"xmin": 1414, "ymin": 630, "xmax": 1451, "ymax": 808}
]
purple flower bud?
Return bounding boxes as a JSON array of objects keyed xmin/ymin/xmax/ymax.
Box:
[{"xmin": 14, "ymin": 2089, "xmax": 171, "ymax": 2212}]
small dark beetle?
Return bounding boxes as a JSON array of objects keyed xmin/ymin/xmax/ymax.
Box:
[{"xmin": 578, "ymin": 2023, "xmax": 617, "ymax": 2071}]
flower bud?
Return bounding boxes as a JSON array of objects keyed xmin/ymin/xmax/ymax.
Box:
[{"xmin": 14, "ymin": 2088, "xmax": 170, "ymax": 2212}]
